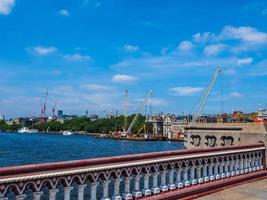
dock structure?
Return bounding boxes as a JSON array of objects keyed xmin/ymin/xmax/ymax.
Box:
[{"xmin": 0, "ymin": 144, "xmax": 266, "ymax": 200}]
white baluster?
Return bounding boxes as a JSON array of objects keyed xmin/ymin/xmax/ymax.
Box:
[
  {"xmin": 190, "ymin": 166, "xmax": 197, "ymax": 184},
  {"xmin": 101, "ymin": 180, "xmax": 111, "ymax": 200},
  {"xmin": 78, "ymin": 184, "xmax": 87, "ymax": 200},
  {"xmin": 16, "ymin": 195, "xmax": 26, "ymax": 200},
  {"xmin": 160, "ymin": 171, "xmax": 168, "ymax": 191},
  {"xmin": 168, "ymin": 170, "xmax": 176, "ymax": 190},
  {"xmin": 49, "ymin": 189, "xmax": 59, "ymax": 200},
  {"xmin": 90, "ymin": 182, "xmax": 98, "ymax": 200},
  {"xmin": 209, "ymin": 163, "xmax": 215, "ymax": 181},
  {"xmin": 220, "ymin": 161, "xmax": 225, "ymax": 178},
  {"xmin": 112, "ymin": 178, "xmax": 122, "ymax": 200},
  {"xmin": 197, "ymin": 165, "xmax": 203, "ymax": 183},
  {"xmin": 176, "ymin": 167, "xmax": 183, "ymax": 188},
  {"xmin": 151, "ymin": 172, "xmax": 160, "ymax": 194},
  {"xmin": 33, "ymin": 192, "xmax": 43, "ymax": 200},
  {"xmin": 122, "ymin": 177, "xmax": 132, "ymax": 200},
  {"xmin": 204, "ymin": 164, "xmax": 210, "ymax": 182},
  {"xmin": 230, "ymin": 160, "xmax": 236, "ymax": 176},
  {"xmin": 64, "ymin": 186, "xmax": 73, "ymax": 200},
  {"xmin": 142, "ymin": 173, "xmax": 151, "ymax": 196},
  {"xmin": 215, "ymin": 163, "xmax": 220, "ymax": 180},
  {"xmin": 132, "ymin": 175, "xmax": 142, "ymax": 198}
]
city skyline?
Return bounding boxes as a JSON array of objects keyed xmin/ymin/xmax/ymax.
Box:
[{"xmin": 1, "ymin": 0, "xmax": 267, "ymax": 118}]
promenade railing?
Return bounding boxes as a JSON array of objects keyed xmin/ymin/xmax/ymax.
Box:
[{"xmin": 0, "ymin": 144, "xmax": 265, "ymax": 200}]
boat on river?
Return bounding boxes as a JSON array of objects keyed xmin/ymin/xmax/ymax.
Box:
[
  {"xmin": 62, "ymin": 131, "xmax": 73, "ymax": 136},
  {"xmin": 18, "ymin": 127, "xmax": 38, "ymax": 133}
]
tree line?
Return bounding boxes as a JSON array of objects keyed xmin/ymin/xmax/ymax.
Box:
[{"xmin": 0, "ymin": 115, "xmax": 152, "ymax": 134}]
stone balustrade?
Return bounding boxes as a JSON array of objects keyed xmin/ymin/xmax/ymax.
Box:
[{"xmin": 0, "ymin": 144, "xmax": 265, "ymax": 200}]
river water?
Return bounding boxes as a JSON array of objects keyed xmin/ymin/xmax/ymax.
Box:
[{"xmin": 0, "ymin": 132, "xmax": 184, "ymax": 167}]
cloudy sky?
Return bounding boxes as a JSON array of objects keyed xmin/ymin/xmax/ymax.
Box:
[{"xmin": 0, "ymin": 0, "xmax": 267, "ymax": 118}]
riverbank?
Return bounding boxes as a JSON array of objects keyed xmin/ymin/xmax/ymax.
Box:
[{"xmin": 2, "ymin": 130, "xmax": 184, "ymax": 142}]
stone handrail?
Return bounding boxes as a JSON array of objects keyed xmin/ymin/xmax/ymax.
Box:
[{"xmin": 0, "ymin": 144, "xmax": 265, "ymax": 200}]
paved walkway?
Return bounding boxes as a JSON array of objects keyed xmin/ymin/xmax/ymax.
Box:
[{"xmin": 196, "ymin": 178, "xmax": 267, "ymax": 200}]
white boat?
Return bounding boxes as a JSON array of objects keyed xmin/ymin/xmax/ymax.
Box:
[
  {"xmin": 62, "ymin": 131, "xmax": 73, "ymax": 136},
  {"xmin": 18, "ymin": 127, "xmax": 38, "ymax": 133}
]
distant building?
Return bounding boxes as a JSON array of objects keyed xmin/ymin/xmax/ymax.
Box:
[
  {"xmin": 57, "ymin": 110, "xmax": 63, "ymax": 117},
  {"xmin": 13, "ymin": 117, "xmax": 35, "ymax": 127},
  {"xmin": 90, "ymin": 114, "xmax": 99, "ymax": 121},
  {"xmin": 258, "ymin": 108, "xmax": 267, "ymax": 121}
]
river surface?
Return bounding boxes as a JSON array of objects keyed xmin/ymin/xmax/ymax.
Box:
[{"xmin": 0, "ymin": 132, "xmax": 184, "ymax": 167}]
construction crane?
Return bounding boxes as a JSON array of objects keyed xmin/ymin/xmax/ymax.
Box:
[
  {"xmin": 42, "ymin": 89, "xmax": 48, "ymax": 119},
  {"xmin": 124, "ymin": 90, "xmax": 153, "ymax": 135},
  {"xmin": 52, "ymin": 99, "xmax": 58, "ymax": 120},
  {"xmin": 122, "ymin": 90, "xmax": 128, "ymax": 133},
  {"xmin": 191, "ymin": 67, "xmax": 222, "ymax": 125}
]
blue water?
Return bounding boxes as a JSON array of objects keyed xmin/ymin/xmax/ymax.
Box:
[{"xmin": 0, "ymin": 132, "xmax": 184, "ymax": 167}]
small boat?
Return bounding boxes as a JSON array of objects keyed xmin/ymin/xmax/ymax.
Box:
[
  {"xmin": 62, "ymin": 131, "xmax": 73, "ymax": 136},
  {"xmin": 18, "ymin": 127, "xmax": 38, "ymax": 133}
]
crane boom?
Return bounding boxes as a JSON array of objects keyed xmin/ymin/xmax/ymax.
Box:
[
  {"xmin": 191, "ymin": 67, "xmax": 222, "ymax": 125},
  {"xmin": 126, "ymin": 90, "xmax": 153, "ymax": 135}
]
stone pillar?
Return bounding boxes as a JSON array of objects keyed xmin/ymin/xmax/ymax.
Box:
[
  {"xmin": 78, "ymin": 184, "xmax": 87, "ymax": 200},
  {"xmin": 64, "ymin": 186, "xmax": 73, "ymax": 200},
  {"xmin": 132, "ymin": 175, "xmax": 142, "ymax": 198},
  {"xmin": 151, "ymin": 172, "xmax": 160, "ymax": 194},
  {"xmin": 49, "ymin": 189, "xmax": 59, "ymax": 200},
  {"xmin": 112, "ymin": 178, "xmax": 122, "ymax": 200},
  {"xmin": 90, "ymin": 182, "xmax": 98, "ymax": 200},
  {"xmin": 33, "ymin": 192, "xmax": 43, "ymax": 200},
  {"xmin": 122, "ymin": 177, "xmax": 132, "ymax": 200},
  {"xmin": 160, "ymin": 171, "xmax": 168, "ymax": 191},
  {"xmin": 15, "ymin": 195, "xmax": 26, "ymax": 200}
]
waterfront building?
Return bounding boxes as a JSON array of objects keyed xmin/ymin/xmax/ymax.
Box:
[{"xmin": 57, "ymin": 110, "xmax": 63, "ymax": 117}]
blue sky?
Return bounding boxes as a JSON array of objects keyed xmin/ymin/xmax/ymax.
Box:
[{"xmin": 0, "ymin": 0, "xmax": 267, "ymax": 118}]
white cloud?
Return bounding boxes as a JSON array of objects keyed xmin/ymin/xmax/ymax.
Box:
[
  {"xmin": 193, "ymin": 32, "xmax": 215, "ymax": 43},
  {"xmin": 59, "ymin": 9, "xmax": 69, "ymax": 16},
  {"xmin": 124, "ymin": 45, "xmax": 140, "ymax": 52},
  {"xmin": 220, "ymin": 26, "xmax": 267, "ymax": 44},
  {"xmin": 112, "ymin": 74, "xmax": 137, "ymax": 83},
  {"xmin": 237, "ymin": 57, "xmax": 253, "ymax": 66},
  {"xmin": 170, "ymin": 86, "xmax": 204, "ymax": 96},
  {"xmin": 80, "ymin": 84, "xmax": 111, "ymax": 90},
  {"xmin": 63, "ymin": 53, "xmax": 92, "ymax": 62},
  {"xmin": 204, "ymin": 44, "xmax": 226, "ymax": 56},
  {"xmin": 0, "ymin": 0, "xmax": 15, "ymax": 15},
  {"xmin": 177, "ymin": 41, "xmax": 194, "ymax": 52},
  {"xmin": 230, "ymin": 92, "xmax": 243, "ymax": 98},
  {"xmin": 27, "ymin": 46, "xmax": 58, "ymax": 56}
]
